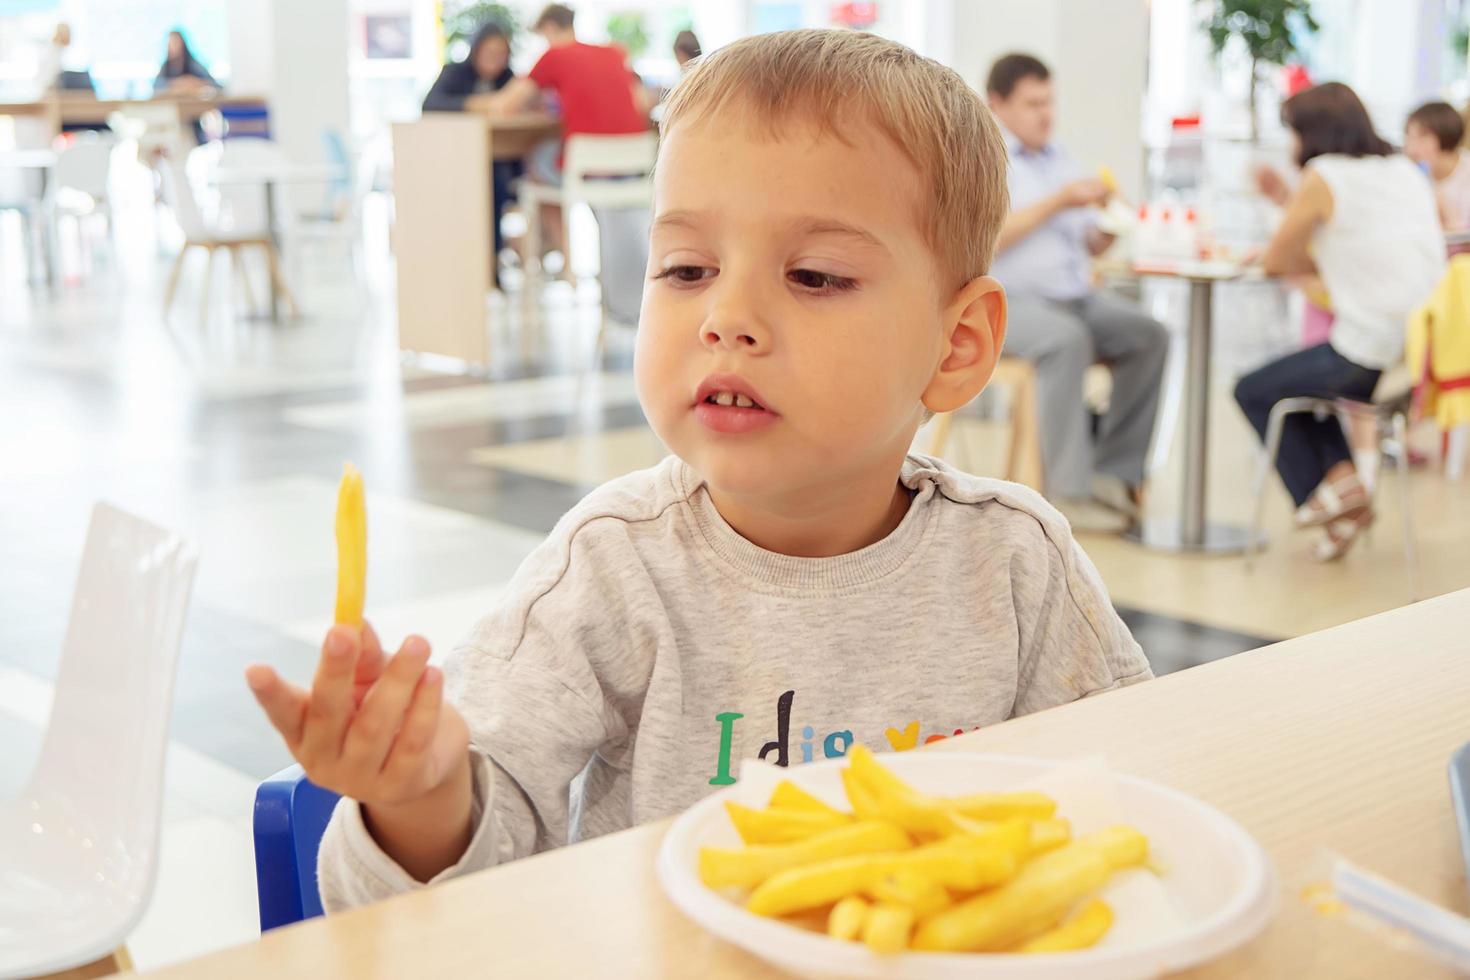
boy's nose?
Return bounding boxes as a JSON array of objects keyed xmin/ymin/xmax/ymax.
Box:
[{"xmin": 700, "ymin": 307, "xmax": 771, "ymax": 352}]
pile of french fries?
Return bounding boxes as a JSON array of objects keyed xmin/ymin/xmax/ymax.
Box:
[{"xmin": 698, "ymin": 746, "xmax": 1149, "ymax": 955}]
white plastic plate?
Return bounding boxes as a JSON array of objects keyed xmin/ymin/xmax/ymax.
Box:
[{"xmin": 657, "ymin": 753, "xmax": 1275, "ymax": 980}]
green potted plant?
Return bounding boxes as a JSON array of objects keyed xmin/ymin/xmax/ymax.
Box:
[
  {"xmin": 606, "ymin": 11, "xmax": 650, "ymax": 61},
  {"xmin": 1205, "ymin": 0, "xmax": 1320, "ymax": 141},
  {"xmin": 441, "ymin": 1, "xmax": 518, "ymax": 62}
]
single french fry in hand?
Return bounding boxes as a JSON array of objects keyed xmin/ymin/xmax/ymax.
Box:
[
  {"xmin": 770, "ymin": 779, "xmax": 847, "ymax": 818},
  {"xmin": 862, "ymin": 903, "xmax": 915, "ymax": 954},
  {"xmin": 912, "ymin": 826, "xmax": 1148, "ymax": 953},
  {"xmin": 333, "ymin": 463, "xmax": 367, "ymax": 627},
  {"xmin": 1017, "ymin": 898, "xmax": 1114, "ymax": 953},
  {"xmin": 1099, "ymin": 165, "xmax": 1118, "ymax": 194},
  {"xmin": 725, "ymin": 801, "xmax": 849, "ymax": 844},
  {"xmin": 699, "ymin": 820, "xmax": 911, "ymax": 891},
  {"xmin": 828, "ymin": 894, "xmax": 869, "ymax": 941},
  {"xmin": 868, "ymin": 869, "xmax": 952, "ymax": 919}
]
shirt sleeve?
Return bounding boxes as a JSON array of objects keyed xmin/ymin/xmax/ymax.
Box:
[
  {"xmin": 316, "ymin": 519, "xmax": 646, "ymax": 911},
  {"xmin": 1010, "ymin": 524, "xmax": 1152, "ymax": 716},
  {"xmin": 528, "ymin": 48, "xmax": 558, "ymax": 89}
]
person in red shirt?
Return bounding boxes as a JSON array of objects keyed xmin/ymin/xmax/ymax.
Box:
[{"xmin": 486, "ymin": 3, "xmax": 649, "ymax": 186}]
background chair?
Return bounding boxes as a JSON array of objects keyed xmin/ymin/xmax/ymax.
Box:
[
  {"xmin": 45, "ymin": 136, "xmax": 116, "ymax": 274},
  {"xmin": 158, "ymin": 148, "xmax": 296, "ymax": 322},
  {"xmin": 1247, "ymin": 366, "xmax": 1419, "ymax": 596},
  {"xmin": 518, "ymin": 132, "xmax": 657, "ymax": 284},
  {"xmin": 253, "ymin": 765, "xmax": 340, "ymax": 931},
  {"xmin": 0, "ymin": 503, "xmax": 198, "ymax": 979},
  {"xmin": 927, "ymin": 356, "xmax": 1045, "ymax": 491}
]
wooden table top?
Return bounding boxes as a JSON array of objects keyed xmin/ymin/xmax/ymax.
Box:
[{"xmin": 142, "ymin": 589, "xmax": 1470, "ymax": 979}]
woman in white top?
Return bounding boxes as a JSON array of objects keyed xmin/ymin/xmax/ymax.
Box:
[
  {"xmin": 1403, "ymin": 101, "xmax": 1470, "ymax": 232},
  {"xmin": 1236, "ymin": 82, "xmax": 1445, "ymax": 560}
]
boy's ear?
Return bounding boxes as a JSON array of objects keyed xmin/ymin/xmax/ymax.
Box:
[{"xmin": 921, "ymin": 275, "xmax": 1007, "ymax": 415}]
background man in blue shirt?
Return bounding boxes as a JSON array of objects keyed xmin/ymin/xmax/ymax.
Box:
[{"xmin": 986, "ymin": 54, "xmax": 1168, "ymax": 531}]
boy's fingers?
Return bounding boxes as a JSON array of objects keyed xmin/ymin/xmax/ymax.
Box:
[
  {"xmin": 355, "ymin": 621, "xmax": 388, "ymax": 687},
  {"xmin": 340, "ymin": 636, "xmax": 432, "ymax": 774},
  {"xmin": 245, "ymin": 664, "xmax": 309, "ymax": 747},
  {"xmin": 299, "ymin": 625, "xmax": 361, "ymax": 762},
  {"xmin": 381, "ymin": 665, "xmax": 444, "ymax": 787}
]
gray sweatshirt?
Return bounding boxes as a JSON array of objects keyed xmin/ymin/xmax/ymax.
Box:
[{"xmin": 318, "ymin": 454, "xmax": 1152, "ymax": 910}]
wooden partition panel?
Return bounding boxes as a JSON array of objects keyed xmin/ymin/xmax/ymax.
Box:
[{"xmin": 391, "ymin": 116, "xmax": 490, "ymax": 365}]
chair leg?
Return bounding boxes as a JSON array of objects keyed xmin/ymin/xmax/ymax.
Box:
[
  {"xmin": 199, "ymin": 244, "xmax": 216, "ymax": 326},
  {"xmin": 162, "ymin": 247, "xmax": 188, "ymax": 313},
  {"xmin": 1248, "ymin": 400, "xmax": 1292, "ymax": 565},
  {"xmin": 231, "ymin": 245, "xmax": 258, "ymax": 315},
  {"xmin": 1393, "ymin": 411, "xmax": 1420, "ymax": 600},
  {"xmin": 263, "ymin": 243, "xmax": 299, "ymax": 317},
  {"xmin": 523, "ymin": 190, "xmax": 544, "ymax": 278},
  {"xmin": 1007, "ymin": 370, "xmax": 1044, "ymax": 491}
]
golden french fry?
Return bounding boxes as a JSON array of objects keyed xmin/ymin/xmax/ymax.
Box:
[
  {"xmin": 1017, "ymin": 898, "xmax": 1114, "ymax": 953},
  {"xmin": 862, "ymin": 903, "xmax": 914, "ymax": 954},
  {"xmin": 828, "ymin": 894, "xmax": 869, "ymax": 941},
  {"xmin": 1099, "ymin": 165, "xmax": 1118, "ymax": 193},
  {"xmin": 841, "ymin": 767, "xmax": 882, "ymax": 821},
  {"xmin": 724, "ymin": 801, "xmax": 850, "ymax": 844},
  {"xmin": 1027, "ymin": 818, "xmax": 1072, "ymax": 855},
  {"xmin": 699, "ymin": 820, "xmax": 911, "ymax": 891},
  {"xmin": 946, "ymin": 791, "xmax": 1058, "ymax": 821},
  {"xmin": 912, "ymin": 826, "xmax": 1148, "ymax": 952},
  {"xmin": 747, "ymin": 831, "xmax": 1019, "ymax": 916},
  {"xmin": 868, "ymin": 869, "xmax": 952, "ymax": 919},
  {"xmin": 849, "ymin": 745, "xmax": 1052, "ymax": 840},
  {"xmin": 333, "ymin": 463, "xmax": 366, "ymax": 627},
  {"xmin": 770, "ymin": 779, "xmax": 847, "ymax": 818}
]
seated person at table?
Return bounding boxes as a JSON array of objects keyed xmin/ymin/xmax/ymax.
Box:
[
  {"xmin": 673, "ymin": 29, "xmax": 702, "ymax": 70},
  {"xmin": 985, "ymin": 54, "xmax": 1168, "ymax": 533},
  {"xmin": 484, "ymin": 3, "xmax": 649, "ymax": 184},
  {"xmin": 1402, "ymin": 101, "xmax": 1470, "ymax": 233},
  {"xmin": 1235, "ymin": 83, "xmax": 1443, "ymax": 561},
  {"xmin": 154, "ymin": 29, "xmax": 217, "ymax": 94},
  {"xmin": 421, "ymin": 22, "xmax": 521, "ymax": 257},
  {"xmin": 245, "ymin": 29, "xmax": 1151, "ymax": 910}
]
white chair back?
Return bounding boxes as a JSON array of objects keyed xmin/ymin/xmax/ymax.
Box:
[
  {"xmin": 563, "ymin": 132, "xmax": 657, "ymax": 209},
  {"xmin": 158, "ymin": 150, "xmax": 212, "ymax": 242},
  {"xmin": 0, "ymin": 504, "xmax": 197, "ymax": 977},
  {"xmin": 53, "ymin": 138, "xmax": 114, "ymax": 204}
]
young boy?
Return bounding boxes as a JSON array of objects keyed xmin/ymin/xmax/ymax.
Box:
[
  {"xmin": 245, "ymin": 29, "xmax": 1151, "ymax": 911},
  {"xmin": 1404, "ymin": 101, "xmax": 1470, "ymax": 232}
]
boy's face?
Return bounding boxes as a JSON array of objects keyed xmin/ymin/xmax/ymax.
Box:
[
  {"xmin": 635, "ymin": 113, "xmax": 989, "ymax": 503},
  {"xmin": 1403, "ymin": 121, "xmax": 1439, "ymax": 165}
]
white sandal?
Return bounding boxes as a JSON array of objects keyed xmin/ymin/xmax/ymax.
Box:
[
  {"xmin": 1296, "ymin": 473, "xmax": 1371, "ymax": 529},
  {"xmin": 1313, "ymin": 510, "xmax": 1375, "ymax": 562}
]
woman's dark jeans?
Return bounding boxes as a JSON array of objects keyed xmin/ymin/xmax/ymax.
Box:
[{"xmin": 1233, "ymin": 342, "xmax": 1381, "ymax": 507}]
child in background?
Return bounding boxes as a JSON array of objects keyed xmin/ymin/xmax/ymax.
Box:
[
  {"xmin": 245, "ymin": 29, "xmax": 1151, "ymax": 911},
  {"xmin": 1404, "ymin": 101, "xmax": 1470, "ymax": 233}
]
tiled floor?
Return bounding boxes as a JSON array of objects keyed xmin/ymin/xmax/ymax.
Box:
[{"xmin": 3, "ymin": 158, "xmax": 1468, "ymax": 972}]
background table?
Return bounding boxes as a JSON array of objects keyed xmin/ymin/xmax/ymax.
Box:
[
  {"xmin": 1129, "ymin": 260, "xmax": 1267, "ymax": 554},
  {"xmin": 141, "ymin": 588, "xmax": 1470, "ymax": 979}
]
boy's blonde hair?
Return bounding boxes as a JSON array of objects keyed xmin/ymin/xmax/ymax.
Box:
[{"xmin": 661, "ymin": 29, "xmax": 1009, "ymax": 289}]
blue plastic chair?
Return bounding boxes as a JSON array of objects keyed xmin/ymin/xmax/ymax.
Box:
[{"xmin": 253, "ymin": 765, "xmax": 340, "ymax": 931}]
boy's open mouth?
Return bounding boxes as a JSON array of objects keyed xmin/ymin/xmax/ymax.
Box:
[
  {"xmin": 693, "ymin": 375, "xmax": 779, "ymax": 434},
  {"xmin": 702, "ymin": 391, "xmax": 765, "ymax": 410}
]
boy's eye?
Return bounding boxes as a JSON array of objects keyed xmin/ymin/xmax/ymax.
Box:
[
  {"xmin": 788, "ymin": 268, "xmax": 858, "ymax": 293},
  {"xmin": 653, "ymin": 265, "xmax": 715, "ymax": 285}
]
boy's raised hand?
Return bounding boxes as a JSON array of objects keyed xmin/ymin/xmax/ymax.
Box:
[{"xmin": 245, "ymin": 622, "xmax": 469, "ymax": 808}]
